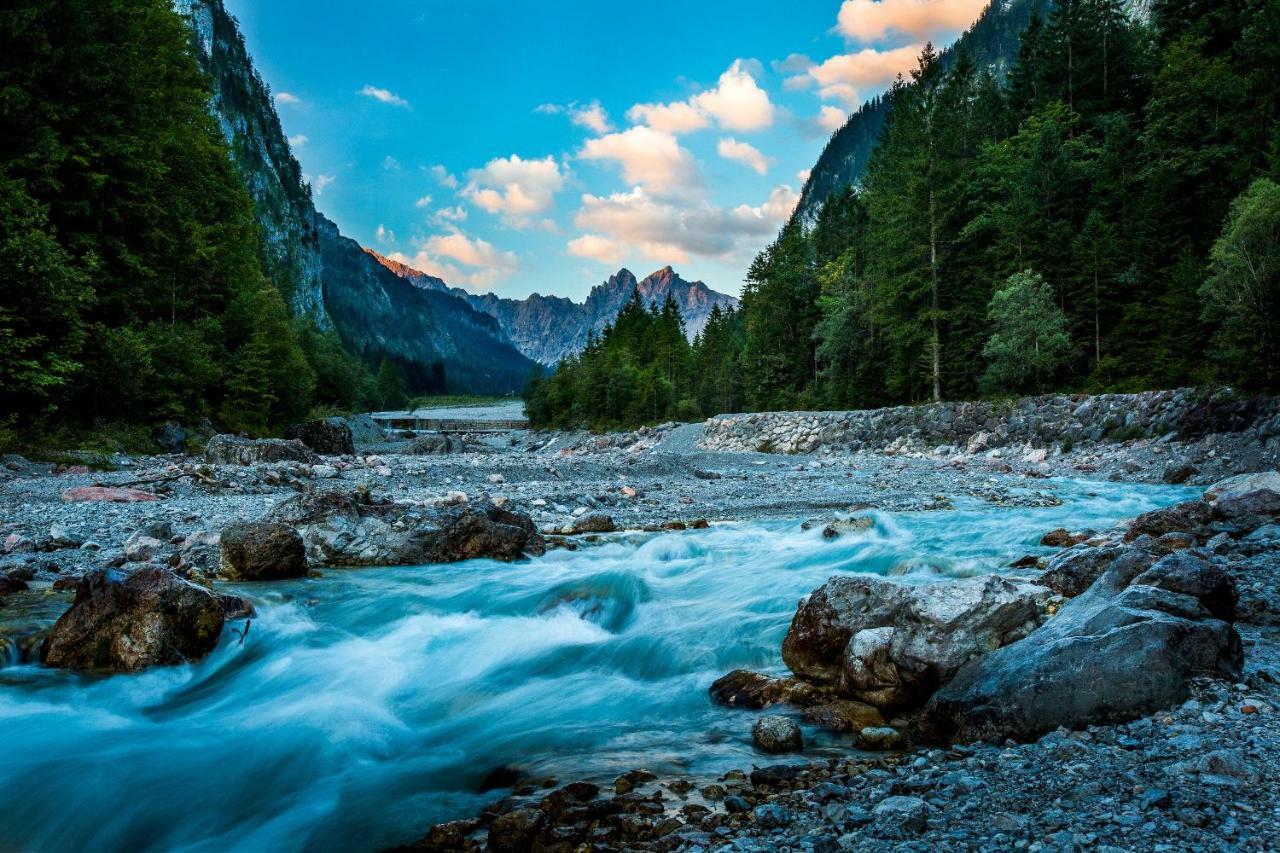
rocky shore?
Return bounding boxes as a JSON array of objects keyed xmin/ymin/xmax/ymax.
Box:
[
  {"xmin": 1, "ymin": 392, "xmax": 1278, "ymax": 849},
  {"xmin": 405, "ymin": 472, "xmax": 1280, "ymax": 852}
]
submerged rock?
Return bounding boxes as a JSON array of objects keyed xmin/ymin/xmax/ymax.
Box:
[
  {"xmin": 203, "ymin": 434, "xmax": 317, "ymax": 466},
  {"xmin": 782, "ymin": 574, "xmax": 1050, "ymax": 710},
  {"xmin": 286, "ymin": 417, "xmax": 355, "ymax": 456},
  {"xmin": 219, "ymin": 522, "xmax": 307, "ymax": 580},
  {"xmin": 926, "ymin": 552, "xmax": 1242, "ymax": 742},
  {"xmin": 752, "ymin": 715, "xmax": 803, "ymax": 753},
  {"xmin": 41, "ymin": 567, "xmax": 224, "ymax": 672}
]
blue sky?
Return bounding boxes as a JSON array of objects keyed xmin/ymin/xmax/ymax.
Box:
[{"xmin": 225, "ymin": 0, "xmax": 990, "ymax": 300}]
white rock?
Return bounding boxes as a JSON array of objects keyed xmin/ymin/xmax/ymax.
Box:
[
  {"xmin": 312, "ymin": 464, "xmax": 338, "ymax": 479},
  {"xmin": 487, "ymin": 473, "xmax": 505, "ymax": 484}
]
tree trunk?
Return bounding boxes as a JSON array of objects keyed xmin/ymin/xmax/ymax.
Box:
[{"xmin": 929, "ymin": 188, "xmax": 942, "ymax": 403}]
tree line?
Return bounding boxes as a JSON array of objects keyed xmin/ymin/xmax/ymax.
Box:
[
  {"xmin": 523, "ymin": 292, "xmax": 745, "ymax": 429},
  {"xmin": 741, "ymin": 0, "xmax": 1279, "ymax": 411},
  {"xmin": 0, "ymin": 0, "xmax": 394, "ymax": 445}
]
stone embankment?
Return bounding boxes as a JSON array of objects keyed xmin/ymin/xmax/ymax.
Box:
[{"xmin": 702, "ymin": 388, "xmax": 1280, "ymax": 457}]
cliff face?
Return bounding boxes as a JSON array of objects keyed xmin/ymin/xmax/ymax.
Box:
[
  {"xmin": 369, "ymin": 252, "xmax": 740, "ymax": 366},
  {"xmin": 176, "ymin": 0, "xmax": 536, "ymax": 393}
]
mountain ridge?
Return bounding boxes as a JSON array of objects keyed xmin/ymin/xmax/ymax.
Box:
[{"xmin": 367, "ymin": 251, "xmax": 740, "ymax": 366}]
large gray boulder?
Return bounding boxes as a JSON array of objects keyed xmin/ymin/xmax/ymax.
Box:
[
  {"xmin": 407, "ymin": 433, "xmax": 465, "ymax": 455},
  {"xmin": 41, "ymin": 567, "xmax": 225, "ymax": 672},
  {"xmin": 285, "ymin": 417, "xmax": 354, "ymax": 455},
  {"xmin": 219, "ymin": 522, "xmax": 308, "ymax": 580},
  {"xmin": 925, "ymin": 552, "xmax": 1242, "ymax": 743},
  {"xmin": 203, "ymin": 434, "xmax": 317, "ymax": 466},
  {"xmin": 1036, "ymin": 545, "xmax": 1150, "ymax": 598},
  {"xmin": 782, "ymin": 574, "xmax": 1051, "ymax": 711},
  {"xmin": 267, "ymin": 491, "xmax": 545, "ymax": 566}
]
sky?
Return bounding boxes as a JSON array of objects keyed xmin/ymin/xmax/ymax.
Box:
[{"xmin": 224, "ymin": 0, "xmax": 990, "ymax": 301}]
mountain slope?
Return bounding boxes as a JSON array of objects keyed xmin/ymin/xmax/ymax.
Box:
[
  {"xmin": 369, "ymin": 252, "xmax": 739, "ymax": 366},
  {"xmin": 177, "ymin": 0, "xmax": 536, "ymax": 393},
  {"xmin": 795, "ymin": 0, "xmax": 1052, "ymax": 224}
]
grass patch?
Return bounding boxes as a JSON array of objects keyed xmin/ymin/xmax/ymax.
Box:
[{"xmin": 406, "ymin": 394, "xmax": 516, "ymax": 410}]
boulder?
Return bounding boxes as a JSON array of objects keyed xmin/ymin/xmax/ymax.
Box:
[
  {"xmin": 41, "ymin": 567, "xmax": 225, "ymax": 672},
  {"xmin": 407, "ymin": 433, "xmax": 465, "ymax": 455},
  {"xmin": 267, "ymin": 491, "xmax": 545, "ymax": 566},
  {"xmin": 1124, "ymin": 500, "xmax": 1213, "ymax": 542},
  {"xmin": 782, "ymin": 574, "xmax": 1050, "ymax": 710},
  {"xmin": 1039, "ymin": 528, "xmax": 1088, "ymax": 548},
  {"xmin": 801, "ymin": 699, "xmax": 885, "ymax": 732},
  {"xmin": 925, "ymin": 552, "xmax": 1242, "ymax": 743},
  {"xmin": 1205, "ymin": 471, "xmax": 1280, "ymax": 504},
  {"xmin": 1162, "ymin": 463, "xmax": 1198, "ymax": 485},
  {"xmin": 752, "ymin": 715, "xmax": 803, "ymax": 753},
  {"xmin": 708, "ymin": 669, "xmax": 824, "ymax": 709},
  {"xmin": 1037, "ymin": 545, "xmax": 1149, "ymax": 599},
  {"xmin": 822, "ymin": 516, "xmax": 875, "ymax": 539},
  {"xmin": 219, "ymin": 522, "xmax": 307, "ymax": 580},
  {"xmin": 286, "ymin": 417, "xmax": 355, "ymax": 456},
  {"xmin": 487, "ymin": 808, "xmax": 546, "ymax": 853},
  {"xmin": 203, "ymin": 434, "xmax": 318, "ymax": 466},
  {"xmin": 872, "ymin": 795, "xmax": 930, "ymax": 838},
  {"xmin": 571, "ymin": 512, "xmax": 616, "ymax": 534}
]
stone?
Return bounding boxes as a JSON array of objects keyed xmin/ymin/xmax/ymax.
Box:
[
  {"xmin": 782, "ymin": 574, "xmax": 1050, "ymax": 710},
  {"xmin": 311, "ymin": 464, "xmax": 338, "ymax": 479},
  {"xmin": 41, "ymin": 567, "xmax": 224, "ymax": 672},
  {"xmin": 858, "ymin": 726, "xmax": 905, "ymax": 750},
  {"xmin": 285, "ymin": 417, "xmax": 355, "ymax": 455},
  {"xmin": 752, "ymin": 804, "xmax": 793, "ymax": 828},
  {"xmin": 1205, "ymin": 471, "xmax": 1280, "ymax": 503},
  {"xmin": 486, "ymin": 807, "xmax": 546, "ymax": 853},
  {"xmin": 407, "ymin": 433, "xmax": 465, "ymax": 455},
  {"xmin": 752, "ymin": 715, "xmax": 803, "ymax": 753},
  {"xmin": 268, "ymin": 492, "xmax": 545, "ymax": 566},
  {"xmin": 1162, "ymin": 463, "xmax": 1198, "ymax": 485},
  {"xmin": 1125, "ymin": 500, "xmax": 1213, "ymax": 541},
  {"xmin": 613, "ymin": 769, "xmax": 656, "ymax": 795},
  {"xmin": 724, "ymin": 795, "xmax": 751, "ymax": 814},
  {"xmin": 821, "ymin": 516, "xmax": 875, "ymax": 539},
  {"xmin": 203, "ymin": 434, "xmax": 317, "ymax": 466},
  {"xmin": 1039, "ymin": 528, "xmax": 1088, "ymax": 548},
  {"xmin": 1038, "ymin": 546, "xmax": 1148, "ymax": 599},
  {"xmin": 926, "ymin": 552, "xmax": 1243, "ymax": 743},
  {"xmin": 872, "ymin": 795, "xmax": 929, "ymax": 838},
  {"xmin": 219, "ymin": 522, "xmax": 307, "ymax": 581},
  {"xmin": 61, "ymin": 487, "xmax": 159, "ymax": 503},
  {"xmin": 801, "ymin": 699, "xmax": 885, "ymax": 732},
  {"xmin": 571, "ymin": 512, "xmax": 616, "ymax": 534}
]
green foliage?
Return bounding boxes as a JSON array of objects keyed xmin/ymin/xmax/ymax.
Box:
[
  {"xmin": 721, "ymin": 0, "xmax": 1280, "ymax": 412},
  {"xmin": 0, "ymin": 0, "xmax": 323, "ymax": 436},
  {"xmin": 981, "ymin": 270, "xmax": 1072, "ymax": 393},
  {"xmin": 1201, "ymin": 178, "xmax": 1280, "ymax": 388},
  {"xmin": 375, "ymin": 358, "xmax": 410, "ymax": 411},
  {"xmin": 525, "ymin": 291, "xmax": 718, "ymax": 430}
]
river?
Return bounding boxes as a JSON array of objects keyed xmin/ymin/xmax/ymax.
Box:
[{"xmin": 0, "ymin": 479, "xmax": 1194, "ymax": 851}]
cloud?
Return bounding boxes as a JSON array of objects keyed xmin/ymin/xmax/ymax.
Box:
[
  {"xmin": 578, "ymin": 126, "xmax": 699, "ymax": 196},
  {"xmin": 804, "ymin": 44, "xmax": 922, "ymax": 106},
  {"xmin": 433, "ymin": 205, "xmax": 468, "ymax": 223},
  {"xmin": 359, "ymin": 85, "xmax": 410, "ymax": 108},
  {"xmin": 567, "ymin": 234, "xmax": 625, "ymax": 264},
  {"xmin": 275, "ymin": 92, "xmax": 301, "ymax": 106},
  {"xmin": 692, "ymin": 59, "xmax": 775, "ymax": 132},
  {"xmin": 389, "ymin": 231, "xmax": 519, "ymax": 289},
  {"xmin": 430, "ymin": 164, "xmax": 459, "ymax": 189},
  {"xmin": 311, "ymin": 174, "xmax": 335, "ymax": 195},
  {"xmin": 816, "ymin": 105, "xmax": 848, "ymax": 133},
  {"xmin": 797, "ymin": 168, "xmax": 812, "ymax": 183},
  {"xmin": 717, "ymin": 138, "xmax": 770, "ymax": 175},
  {"xmin": 572, "ymin": 185, "xmax": 796, "ymax": 264},
  {"xmin": 537, "ymin": 100, "xmax": 614, "ymax": 134},
  {"xmin": 461, "ymin": 154, "xmax": 565, "ymax": 228},
  {"xmin": 626, "ymin": 100, "xmax": 710, "ymax": 134},
  {"xmin": 383, "ymin": 155, "xmax": 401, "ymax": 171},
  {"xmin": 288, "ymin": 134, "xmax": 308, "ymax": 148},
  {"xmin": 415, "ymin": 195, "xmax": 433, "ymax": 209},
  {"xmin": 625, "ymin": 59, "xmax": 774, "ymax": 134},
  {"xmin": 836, "ymin": 0, "xmax": 988, "ymax": 44},
  {"xmin": 375, "ymin": 224, "xmax": 395, "ymax": 245}
]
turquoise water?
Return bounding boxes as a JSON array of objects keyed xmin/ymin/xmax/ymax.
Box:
[{"xmin": 0, "ymin": 479, "xmax": 1195, "ymax": 851}]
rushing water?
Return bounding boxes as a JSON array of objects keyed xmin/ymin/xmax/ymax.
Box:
[{"xmin": 0, "ymin": 479, "xmax": 1195, "ymax": 851}]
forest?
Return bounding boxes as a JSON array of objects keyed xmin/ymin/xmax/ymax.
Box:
[
  {"xmin": 0, "ymin": 0, "xmax": 381, "ymax": 446},
  {"xmin": 528, "ymin": 0, "xmax": 1280, "ymax": 428}
]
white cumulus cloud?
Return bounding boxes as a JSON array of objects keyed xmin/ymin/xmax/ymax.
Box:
[
  {"xmin": 717, "ymin": 138, "xmax": 771, "ymax": 176},
  {"xmin": 836, "ymin": 0, "xmax": 989, "ymax": 44},
  {"xmin": 567, "ymin": 234, "xmax": 625, "ymax": 264},
  {"xmin": 578, "ymin": 126, "xmax": 699, "ymax": 197},
  {"xmin": 537, "ymin": 101, "xmax": 614, "ymax": 134},
  {"xmin": 275, "ymin": 92, "xmax": 301, "ymax": 106},
  {"xmin": 626, "ymin": 59, "xmax": 774, "ymax": 134},
  {"xmin": 288, "ymin": 134, "xmax": 308, "ymax": 148},
  {"xmin": 430, "ymin": 164, "xmax": 459, "ymax": 189},
  {"xmin": 804, "ymin": 44, "xmax": 923, "ymax": 107},
  {"xmin": 462, "ymin": 154, "xmax": 565, "ymax": 228}
]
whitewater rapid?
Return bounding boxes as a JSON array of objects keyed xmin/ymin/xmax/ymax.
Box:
[{"xmin": 0, "ymin": 479, "xmax": 1194, "ymax": 851}]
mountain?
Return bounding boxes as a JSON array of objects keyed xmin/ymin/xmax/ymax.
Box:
[
  {"xmin": 177, "ymin": 0, "xmax": 536, "ymax": 393},
  {"xmin": 795, "ymin": 0, "xmax": 1052, "ymax": 224},
  {"xmin": 369, "ymin": 252, "xmax": 740, "ymax": 366}
]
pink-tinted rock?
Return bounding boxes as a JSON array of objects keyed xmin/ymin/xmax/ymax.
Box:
[{"xmin": 61, "ymin": 486, "xmax": 160, "ymax": 503}]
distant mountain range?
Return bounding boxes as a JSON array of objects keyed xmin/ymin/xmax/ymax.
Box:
[
  {"xmin": 369, "ymin": 252, "xmax": 740, "ymax": 366},
  {"xmin": 178, "ymin": 0, "xmax": 536, "ymax": 394}
]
